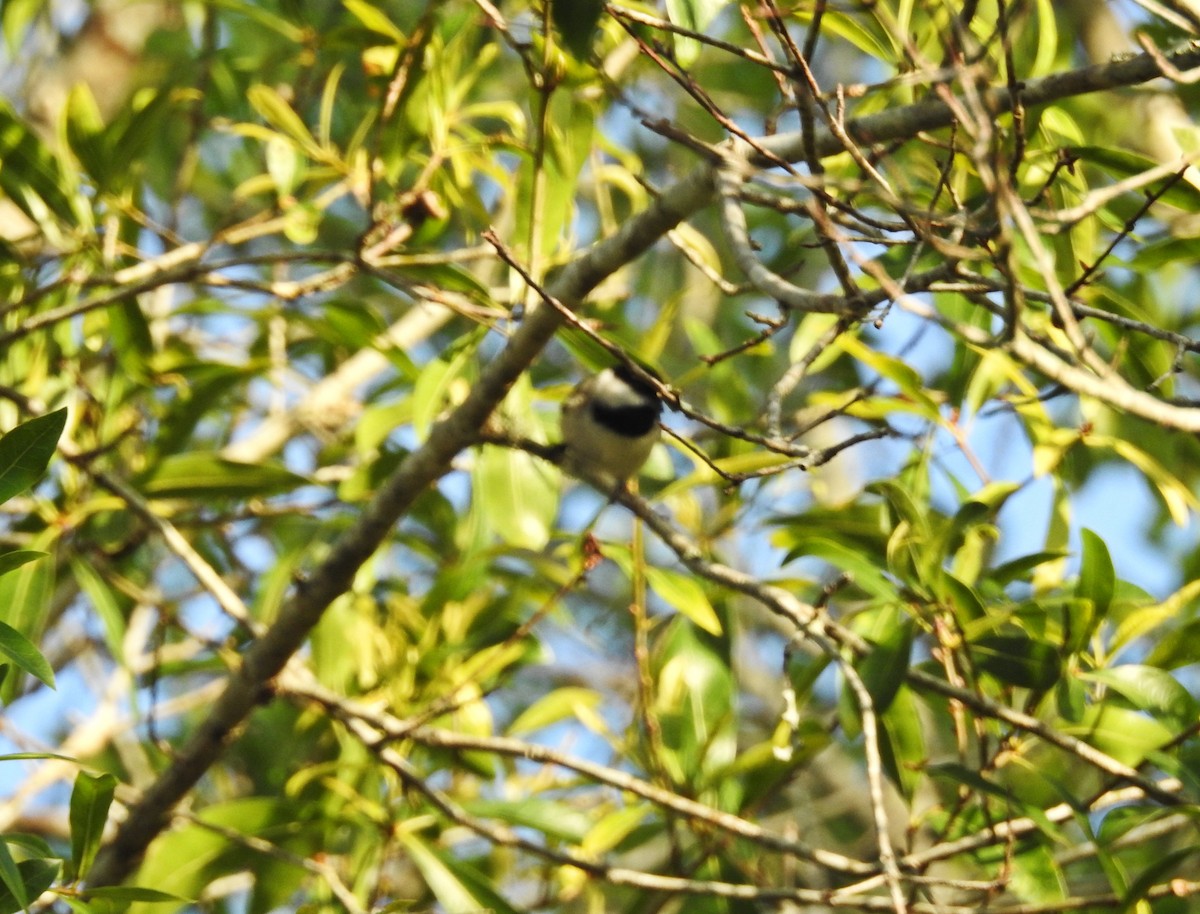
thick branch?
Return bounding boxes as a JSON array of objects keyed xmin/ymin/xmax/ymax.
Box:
[
  {"xmin": 85, "ymin": 142, "xmax": 715, "ymax": 894},
  {"xmin": 756, "ymin": 38, "xmax": 1200, "ymax": 163},
  {"xmin": 86, "ymin": 39, "xmax": 1200, "ymax": 887}
]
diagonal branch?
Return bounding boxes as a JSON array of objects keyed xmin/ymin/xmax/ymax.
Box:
[{"xmin": 86, "ymin": 37, "xmax": 1200, "ymax": 887}]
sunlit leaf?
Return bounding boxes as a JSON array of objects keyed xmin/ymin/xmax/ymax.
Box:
[
  {"xmin": 0, "ymin": 619, "xmax": 53, "ymax": 689},
  {"xmin": 69, "ymin": 771, "xmax": 117, "ymax": 880},
  {"xmin": 1096, "ymin": 435, "xmax": 1199, "ymax": 526},
  {"xmin": 852, "ymin": 604, "xmax": 913, "ymax": 713},
  {"xmin": 85, "ymin": 886, "xmax": 193, "ymax": 903},
  {"xmin": 137, "ymin": 453, "xmax": 308, "ymax": 499},
  {"xmin": 1, "ymin": 0, "xmax": 40, "ymax": 55},
  {"xmin": 0, "ymin": 408, "xmax": 66, "ymax": 504},
  {"xmin": 0, "ymin": 102, "xmax": 89, "ymax": 240},
  {"xmin": 793, "ymin": 7, "xmax": 895, "ymax": 59},
  {"xmin": 777, "ymin": 535, "xmax": 899, "ymax": 600},
  {"xmin": 879, "ymin": 686, "xmax": 925, "ymax": 800},
  {"xmin": 581, "ymin": 804, "xmax": 651, "ymax": 855},
  {"xmin": 472, "ymin": 444, "xmax": 556, "ymax": 551},
  {"xmin": 665, "ymin": 0, "xmax": 727, "ymax": 65},
  {"xmin": 1071, "ymin": 528, "xmax": 1113, "ymax": 651},
  {"xmin": 344, "ymin": 0, "xmax": 406, "ymax": 40},
  {"xmin": 1068, "ymin": 145, "xmax": 1200, "ymax": 213},
  {"xmin": 938, "ymin": 571, "xmax": 986, "ymax": 622},
  {"xmin": 645, "ymin": 566, "xmax": 722, "ymax": 636},
  {"xmin": 1112, "ymin": 578, "xmax": 1200, "ymax": 653},
  {"xmin": 69, "ymin": 558, "xmax": 126, "ymax": 662},
  {"xmin": 246, "ymin": 84, "xmax": 326, "ymax": 161},
  {"xmin": 0, "ymin": 550, "xmax": 45, "ymax": 578},
  {"xmin": 508, "ymin": 686, "xmax": 602, "ymax": 735},
  {"xmin": 1081, "ymin": 665, "xmax": 1197, "ymax": 729},
  {"xmin": 465, "ymin": 798, "xmax": 591, "ymax": 843},
  {"xmin": 1062, "ymin": 705, "xmax": 1175, "ymax": 768},
  {"xmin": 396, "ymin": 830, "xmax": 520, "ymax": 914}
]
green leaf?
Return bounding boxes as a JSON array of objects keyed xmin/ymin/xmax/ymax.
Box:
[
  {"xmin": 281, "ymin": 199, "xmax": 320, "ymax": 244},
  {"xmin": 1055, "ymin": 673, "xmax": 1087, "ymax": 723},
  {"xmin": 1062, "ymin": 705, "xmax": 1175, "ymax": 768},
  {"xmin": 840, "ymin": 336, "xmax": 942, "ymax": 419},
  {"xmin": 0, "ymin": 102, "xmax": 89, "ymax": 241},
  {"xmin": 343, "ymin": 0, "xmax": 407, "ymax": 40},
  {"xmin": 653, "ymin": 619, "xmax": 734, "ymax": 784},
  {"xmin": 1145, "ymin": 616, "xmax": 1200, "ymax": 669},
  {"xmin": 1008, "ymin": 841, "xmax": 1068, "ymax": 904},
  {"xmin": 0, "ymin": 543, "xmax": 54, "ymax": 703},
  {"xmin": 464, "ymin": 798, "xmax": 591, "ymax": 843},
  {"xmin": 69, "ymin": 771, "xmax": 118, "ymax": 880},
  {"xmin": 1030, "ymin": 0, "xmax": 1059, "ymax": 75},
  {"xmin": 1067, "ymin": 145, "xmax": 1200, "ymax": 214},
  {"xmin": 879, "ymin": 687, "xmax": 924, "ymax": 800},
  {"xmin": 84, "ymin": 886, "xmax": 192, "ymax": 903},
  {"xmin": 0, "ymin": 550, "xmax": 45, "ymax": 577},
  {"xmin": 396, "ymin": 830, "xmax": 520, "ymax": 914},
  {"xmin": 1100, "ymin": 435, "xmax": 1199, "ymax": 526},
  {"xmin": 507, "ymin": 686, "xmax": 602, "ymax": 735},
  {"xmin": 792, "ymin": 7, "xmax": 895, "ymax": 59},
  {"xmin": 1081, "ymin": 666, "xmax": 1198, "ymax": 730},
  {"xmin": 1069, "ymin": 528, "xmax": 1113, "ymax": 652},
  {"xmin": 265, "ymin": 134, "xmax": 303, "ymax": 197},
  {"xmin": 105, "ymin": 89, "xmax": 175, "ymax": 194},
  {"xmin": 397, "ymin": 261, "xmax": 491, "ymax": 301},
  {"xmin": 987, "ymin": 550, "xmax": 1070, "ymax": 586},
  {"xmin": 853, "ymin": 604, "xmax": 913, "ymax": 713},
  {"xmin": 137, "ymin": 453, "xmax": 308, "ymax": 499},
  {"xmin": 0, "ymin": 619, "xmax": 54, "ymax": 689},
  {"xmin": 645, "ymin": 566, "xmax": 722, "ymax": 636},
  {"xmin": 310, "ymin": 297, "xmax": 389, "ymax": 353},
  {"xmin": 928, "ymin": 761, "xmax": 1015, "ymax": 801},
  {"xmin": 471, "ymin": 445, "xmax": 556, "ymax": 551},
  {"xmin": 952, "ymin": 480, "xmax": 1020, "ymax": 525},
  {"xmin": 515, "ymin": 92, "xmax": 595, "ymax": 260},
  {"xmin": 65, "ymin": 83, "xmax": 110, "ymax": 188},
  {"xmin": 0, "ymin": 409, "xmax": 67, "ymax": 504},
  {"xmin": 1128, "ymin": 235, "xmax": 1200, "ymax": 273},
  {"xmin": 552, "ymin": 0, "xmax": 604, "ymax": 59},
  {"xmin": 582, "ymin": 804, "xmax": 651, "ymax": 855},
  {"xmin": 245, "ymin": 84, "xmax": 324, "ymax": 161},
  {"xmin": 937, "ymin": 571, "xmax": 985, "ymax": 623},
  {"xmin": 1113, "ymin": 578, "xmax": 1200, "ymax": 654},
  {"xmin": 0, "ymin": 842, "xmax": 27, "ymax": 914},
  {"xmin": 664, "ymin": 0, "xmax": 730, "ymax": 65},
  {"xmin": 1077, "ymin": 528, "xmax": 1114, "ymax": 617},
  {"xmin": 972, "ymin": 633, "xmax": 1061, "ymax": 691},
  {"xmin": 130, "ymin": 797, "xmax": 307, "ymax": 909},
  {"xmin": 69, "ymin": 558, "xmax": 126, "ymax": 663},
  {"xmin": 1121, "ymin": 846, "xmax": 1200, "ymax": 908},
  {"xmin": 778, "ymin": 535, "xmax": 898, "ymax": 600},
  {"xmin": 0, "ymin": 858, "xmax": 58, "ymax": 914},
  {"xmin": 0, "ymin": 751, "xmax": 76, "ymax": 762},
  {"xmin": 411, "ymin": 342, "xmax": 478, "ymax": 439},
  {"xmin": 1, "ymin": 0, "xmax": 41, "ymax": 55}
]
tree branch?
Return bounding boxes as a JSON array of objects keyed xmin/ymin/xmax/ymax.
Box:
[{"xmin": 87, "ymin": 37, "xmax": 1200, "ymax": 887}]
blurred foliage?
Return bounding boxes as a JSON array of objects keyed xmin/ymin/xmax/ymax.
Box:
[{"xmin": 0, "ymin": 1, "xmax": 1199, "ymax": 913}]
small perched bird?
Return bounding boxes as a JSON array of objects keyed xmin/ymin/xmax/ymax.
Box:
[{"xmin": 558, "ymin": 364, "xmax": 662, "ymax": 487}]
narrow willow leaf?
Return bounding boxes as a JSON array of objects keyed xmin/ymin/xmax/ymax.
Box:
[
  {"xmin": 69, "ymin": 771, "xmax": 117, "ymax": 880},
  {"xmin": 0, "ymin": 409, "xmax": 67, "ymax": 504},
  {"xmin": 0, "ymin": 620, "xmax": 53, "ymax": 689}
]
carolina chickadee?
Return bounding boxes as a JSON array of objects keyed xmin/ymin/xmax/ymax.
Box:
[{"xmin": 558, "ymin": 365, "xmax": 662, "ymax": 486}]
